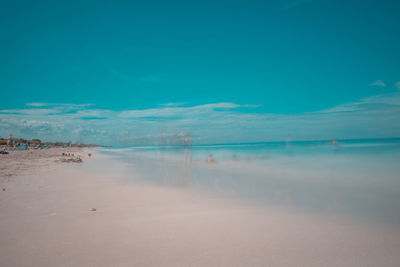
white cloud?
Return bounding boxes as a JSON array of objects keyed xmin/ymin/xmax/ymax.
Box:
[
  {"xmin": 371, "ymin": 80, "xmax": 386, "ymax": 87},
  {"xmin": 159, "ymin": 102, "xmax": 187, "ymax": 107},
  {"xmin": 26, "ymin": 103, "xmax": 93, "ymax": 109},
  {"xmin": 1, "ymin": 94, "xmax": 400, "ymax": 146},
  {"xmin": 118, "ymin": 102, "xmax": 256, "ymax": 119},
  {"xmin": 26, "ymin": 103, "xmax": 48, "ymax": 107},
  {"xmin": 318, "ymin": 105, "xmax": 362, "ymax": 113},
  {"xmin": 318, "ymin": 92, "xmax": 400, "ymax": 114}
]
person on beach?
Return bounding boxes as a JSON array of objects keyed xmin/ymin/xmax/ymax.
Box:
[
  {"xmin": 7, "ymin": 134, "xmax": 14, "ymax": 147},
  {"xmin": 205, "ymin": 154, "xmax": 215, "ymax": 163}
]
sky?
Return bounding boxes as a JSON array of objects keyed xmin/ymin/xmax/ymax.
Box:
[{"xmin": 1, "ymin": 0, "xmax": 400, "ymax": 145}]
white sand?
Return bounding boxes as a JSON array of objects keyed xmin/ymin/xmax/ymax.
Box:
[{"xmin": 1, "ymin": 150, "xmax": 400, "ymax": 266}]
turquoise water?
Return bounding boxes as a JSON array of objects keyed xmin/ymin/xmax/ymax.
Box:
[{"xmin": 98, "ymin": 138, "xmax": 400, "ymax": 227}]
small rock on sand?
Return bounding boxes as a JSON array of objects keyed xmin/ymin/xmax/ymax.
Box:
[{"xmin": 90, "ymin": 208, "xmax": 96, "ymax": 211}]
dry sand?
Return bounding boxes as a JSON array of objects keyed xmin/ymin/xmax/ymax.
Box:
[
  {"xmin": 1, "ymin": 149, "xmax": 400, "ymax": 266},
  {"xmin": 0, "ymin": 147, "xmax": 85, "ymax": 179}
]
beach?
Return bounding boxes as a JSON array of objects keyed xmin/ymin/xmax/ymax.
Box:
[
  {"xmin": 1, "ymin": 147, "xmax": 400, "ymax": 266},
  {"xmin": 2, "ymin": 0, "xmax": 399, "ymax": 265}
]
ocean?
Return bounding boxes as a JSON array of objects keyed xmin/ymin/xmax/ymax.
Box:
[{"xmin": 97, "ymin": 138, "xmax": 400, "ymax": 227}]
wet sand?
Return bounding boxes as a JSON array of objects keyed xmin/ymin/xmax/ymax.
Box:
[{"xmin": 1, "ymin": 150, "xmax": 400, "ymax": 266}]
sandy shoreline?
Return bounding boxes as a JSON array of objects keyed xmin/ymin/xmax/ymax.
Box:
[
  {"xmin": 1, "ymin": 149, "xmax": 400, "ymax": 266},
  {"xmin": 0, "ymin": 147, "xmax": 86, "ymax": 181}
]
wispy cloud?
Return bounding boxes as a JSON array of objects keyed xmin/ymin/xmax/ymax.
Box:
[
  {"xmin": 25, "ymin": 103, "xmax": 48, "ymax": 107},
  {"xmin": 371, "ymin": 80, "xmax": 386, "ymax": 87},
  {"xmin": 99, "ymin": 57, "xmax": 164, "ymax": 84},
  {"xmin": 1, "ymin": 93, "xmax": 400, "ymax": 146},
  {"xmin": 117, "ymin": 102, "xmax": 256, "ymax": 119},
  {"xmin": 99, "ymin": 59, "xmax": 133, "ymax": 83},
  {"xmin": 158, "ymin": 102, "xmax": 187, "ymax": 107},
  {"xmin": 318, "ymin": 92, "xmax": 400, "ymax": 113},
  {"xmin": 26, "ymin": 103, "xmax": 93, "ymax": 110}
]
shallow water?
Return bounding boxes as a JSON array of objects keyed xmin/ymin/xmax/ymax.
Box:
[{"xmin": 98, "ymin": 138, "xmax": 400, "ymax": 227}]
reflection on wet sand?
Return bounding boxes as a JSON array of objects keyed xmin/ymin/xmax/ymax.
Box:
[
  {"xmin": 109, "ymin": 140, "xmax": 400, "ymax": 227},
  {"xmin": 156, "ymin": 147, "xmax": 193, "ymax": 188}
]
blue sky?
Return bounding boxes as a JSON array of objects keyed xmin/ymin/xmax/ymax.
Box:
[{"xmin": 1, "ymin": 0, "xmax": 400, "ymax": 145}]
